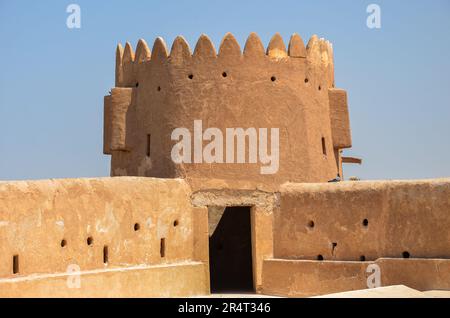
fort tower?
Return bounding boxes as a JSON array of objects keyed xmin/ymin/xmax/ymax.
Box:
[{"xmin": 104, "ymin": 33, "xmax": 352, "ymax": 186}]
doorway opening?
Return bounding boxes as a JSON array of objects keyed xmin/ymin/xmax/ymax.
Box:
[{"xmin": 208, "ymin": 206, "xmax": 254, "ymax": 293}]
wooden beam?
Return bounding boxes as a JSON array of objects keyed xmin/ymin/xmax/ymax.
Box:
[{"xmin": 342, "ymin": 157, "xmax": 362, "ymax": 164}]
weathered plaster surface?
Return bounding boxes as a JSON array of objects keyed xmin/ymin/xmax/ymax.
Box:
[
  {"xmin": 0, "ymin": 262, "xmax": 207, "ymax": 298},
  {"xmin": 274, "ymin": 178, "xmax": 450, "ymax": 260},
  {"xmin": 105, "ymin": 33, "xmax": 349, "ymax": 187},
  {"xmin": 0, "ymin": 177, "xmax": 208, "ymax": 297},
  {"xmin": 262, "ymin": 258, "xmax": 450, "ymax": 297}
]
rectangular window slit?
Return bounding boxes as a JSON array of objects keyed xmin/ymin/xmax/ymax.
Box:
[
  {"xmin": 322, "ymin": 137, "xmax": 327, "ymax": 156},
  {"xmin": 13, "ymin": 255, "xmax": 19, "ymax": 274},
  {"xmin": 146, "ymin": 134, "xmax": 151, "ymax": 157},
  {"xmin": 103, "ymin": 245, "xmax": 109, "ymax": 264},
  {"xmin": 160, "ymin": 238, "xmax": 166, "ymax": 258}
]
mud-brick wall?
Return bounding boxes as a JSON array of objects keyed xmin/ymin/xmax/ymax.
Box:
[
  {"xmin": 274, "ymin": 179, "xmax": 450, "ymax": 261},
  {"xmin": 0, "ymin": 177, "xmax": 195, "ymax": 278},
  {"xmin": 107, "ymin": 33, "xmax": 342, "ymax": 186}
]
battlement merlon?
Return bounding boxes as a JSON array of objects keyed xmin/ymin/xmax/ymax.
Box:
[{"xmin": 113, "ymin": 32, "xmax": 335, "ymax": 89}]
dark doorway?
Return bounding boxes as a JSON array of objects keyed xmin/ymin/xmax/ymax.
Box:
[{"xmin": 209, "ymin": 206, "xmax": 254, "ymax": 293}]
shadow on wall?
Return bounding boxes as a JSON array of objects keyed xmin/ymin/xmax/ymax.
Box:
[{"xmin": 209, "ymin": 206, "xmax": 253, "ymax": 293}]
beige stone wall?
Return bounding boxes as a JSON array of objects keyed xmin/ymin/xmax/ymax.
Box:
[
  {"xmin": 262, "ymin": 258, "xmax": 450, "ymax": 297},
  {"xmin": 0, "ymin": 177, "xmax": 200, "ymax": 280},
  {"xmin": 105, "ymin": 33, "xmax": 348, "ymax": 186},
  {"xmin": 263, "ymin": 178, "xmax": 450, "ymax": 297},
  {"xmin": 0, "ymin": 263, "xmax": 208, "ymax": 298},
  {"xmin": 329, "ymin": 88, "xmax": 351, "ymax": 149},
  {"xmin": 274, "ymin": 178, "xmax": 450, "ymax": 261},
  {"xmin": 1, "ymin": 175, "xmax": 449, "ymax": 297}
]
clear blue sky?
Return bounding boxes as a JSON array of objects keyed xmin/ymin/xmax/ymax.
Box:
[{"xmin": 0, "ymin": 0, "xmax": 449, "ymax": 181}]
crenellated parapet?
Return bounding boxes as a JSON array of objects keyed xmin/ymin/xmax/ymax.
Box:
[{"xmin": 114, "ymin": 33, "xmax": 335, "ymax": 89}]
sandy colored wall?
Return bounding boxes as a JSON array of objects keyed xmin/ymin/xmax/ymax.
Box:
[
  {"xmin": 0, "ymin": 263, "xmax": 207, "ymax": 298},
  {"xmin": 329, "ymin": 88, "xmax": 351, "ymax": 149},
  {"xmin": 274, "ymin": 178, "xmax": 450, "ymax": 261},
  {"xmin": 263, "ymin": 178, "xmax": 450, "ymax": 297},
  {"xmin": 0, "ymin": 177, "xmax": 209, "ymax": 296},
  {"xmin": 262, "ymin": 258, "xmax": 450, "ymax": 297},
  {"xmin": 105, "ymin": 33, "xmax": 347, "ymax": 186}
]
